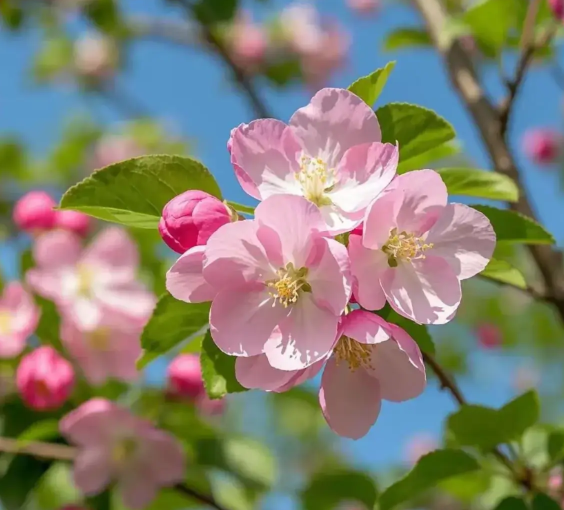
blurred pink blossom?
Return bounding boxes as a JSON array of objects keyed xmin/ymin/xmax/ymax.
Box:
[
  {"xmin": 159, "ymin": 190, "xmax": 234, "ymax": 254},
  {"xmin": 55, "ymin": 210, "xmax": 92, "ymax": 237},
  {"xmin": 229, "ymin": 12, "xmax": 268, "ymax": 71},
  {"xmin": 512, "ymin": 365, "xmax": 540, "ymax": 392},
  {"xmin": 26, "ymin": 228, "xmax": 155, "ymax": 332},
  {"xmin": 60, "ymin": 399, "xmax": 185, "ymax": 509},
  {"xmin": 0, "ymin": 282, "xmax": 39, "ymax": 358},
  {"xmin": 74, "ymin": 35, "xmax": 117, "ymax": 80},
  {"xmin": 17, "ymin": 346, "xmax": 74, "ymax": 411},
  {"xmin": 404, "ymin": 433, "xmax": 438, "ymax": 465},
  {"xmin": 347, "ymin": 0, "xmax": 379, "ymax": 16},
  {"xmin": 13, "ymin": 191, "xmax": 57, "ymax": 234},
  {"xmin": 476, "ymin": 323, "xmax": 502, "ymax": 349},
  {"xmin": 91, "ymin": 135, "xmax": 143, "ymax": 169},
  {"xmin": 523, "ymin": 128, "xmax": 562, "ymax": 165},
  {"xmin": 549, "ymin": 0, "xmax": 564, "ymax": 21}
]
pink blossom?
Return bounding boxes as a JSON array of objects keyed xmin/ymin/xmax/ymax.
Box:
[
  {"xmin": 512, "ymin": 365, "xmax": 540, "ymax": 391},
  {"xmin": 159, "ymin": 190, "xmax": 233, "ymax": 254},
  {"xmin": 476, "ymin": 323, "xmax": 502, "ymax": 349},
  {"xmin": 55, "ymin": 210, "xmax": 92, "ymax": 237},
  {"xmin": 13, "ymin": 191, "xmax": 57, "ymax": 233},
  {"xmin": 61, "ymin": 316, "xmax": 141, "ymax": 386},
  {"xmin": 229, "ymin": 88, "xmax": 395, "ymax": 234},
  {"xmin": 229, "ymin": 12, "xmax": 267, "ymax": 71},
  {"xmin": 92, "ymin": 135, "xmax": 143, "ymax": 169},
  {"xmin": 349, "ymin": 170, "xmax": 495, "ymax": 324},
  {"xmin": 0, "ymin": 282, "xmax": 39, "ymax": 358},
  {"xmin": 27, "ymin": 228, "xmax": 155, "ymax": 331},
  {"xmin": 60, "ymin": 399, "xmax": 185, "ymax": 509},
  {"xmin": 167, "ymin": 353, "xmax": 204, "ymax": 399},
  {"xmin": 197, "ymin": 394, "xmax": 226, "ymax": 416},
  {"xmin": 74, "ymin": 35, "xmax": 117, "ymax": 80},
  {"xmin": 17, "ymin": 346, "xmax": 75, "ymax": 411},
  {"xmin": 523, "ymin": 129, "xmax": 562, "ymax": 165},
  {"xmin": 549, "ymin": 0, "xmax": 564, "ymax": 21},
  {"xmin": 167, "ymin": 194, "xmax": 351, "ymax": 370},
  {"xmin": 347, "ymin": 0, "xmax": 379, "ymax": 15},
  {"xmin": 404, "ymin": 433, "xmax": 437, "ymax": 465},
  {"xmin": 236, "ymin": 310, "xmax": 425, "ymax": 439}
]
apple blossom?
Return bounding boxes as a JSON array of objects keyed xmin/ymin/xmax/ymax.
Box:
[
  {"xmin": 13, "ymin": 191, "xmax": 57, "ymax": 233},
  {"xmin": 92, "ymin": 134, "xmax": 143, "ymax": 169},
  {"xmin": 27, "ymin": 228, "xmax": 155, "ymax": 331},
  {"xmin": 167, "ymin": 353, "xmax": 204, "ymax": 399},
  {"xmin": 60, "ymin": 399, "xmax": 185, "ymax": 509},
  {"xmin": 167, "ymin": 194, "xmax": 351, "ymax": 370},
  {"xmin": 349, "ymin": 170, "xmax": 495, "ymax": 324},
  {"xmin": 347, "ymin": 0, "xmax": 379, "ymax": 15},
  {"xmin": 159, "ymin": 190, "xmax": 235, "ymax": 254},
  {"xmin": 549, "ymin": 0, "xmax": 564, "ymax": 21},
  {"xmin": 17, "ymin": 346, "xmax": 75, "ymax": 411},
  {"xmin": 229, "ymin": 88, "xmax": 396, "ymax": 234},
  {"xmin": 74, "ymin": 34, "xmax": 117, "ymax": 80},
  {"xmin": 476, "ymin": 323, "xmax": 502, "ymax": 349},
  {"xmin": 0, "ymin": 282, "xmax": 39, "ymax": 358},
  {"xmin": 55, "ymin": 210, "xmax": 92, "ymax": 237},
  {"xmin": 229, "ymin": 12, "xmax": 267, "ymax": 71},
  {"xmin": 523, "ymin": 128, "xmax": 562, "ymax": 165}
]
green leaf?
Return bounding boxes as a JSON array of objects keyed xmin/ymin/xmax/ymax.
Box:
[
  {"xmin": 447, "ymin": 391, "xmax": 540, "ymax": 451},
  {"xmin": 480, "ymin": 258, "xmax": 527, "ymax": 290},
  {"xmin": 347, "ymin": 61, "xmax": 396, "ymax": 107},
  {"xmin": 139, "ymin": 294, "xmax": 209, "ymax": 369},
  {"xmin": 210, "ymin": 477, "xmax": 256, "ymax": 510},
  {"xmin": 380, "ymin": 307, "xmax": 435, "ymax": 354},
  {"xmin": 17, "ymin": 420, "xmax": 60, "ymax": 447},
  {"xmin": 382, "ymin": 28, "xmax": 432, "ymax": 52},
  {"xmin": 193, "ymin": 0, "xmax": 237, "ymax": 24},
  {"xmin": 397, "ymin": 141, "xmax": 460, "ymax": 174},
  {"xmin": 436, "ymin": 168, "xmax": 518, "ymax": 202},
  {"xmin": 227, "ymin": 200, "xmax": 255, "ymax": 216},
  {"xmin": 33, "ymin": 463, "xmax": 81, "ymax": 510},
  {"xmin": 533, "ymin": 493, "xmax": 562, "ymax": 510},
  {"xmin": 495, "ymin": 496, "xmax": 529, "ymax": 510},
  {"xmin": 377, "ymin": 103, "xmax": 456, "ymax": 162},
  {"xmin": 471, "ymin": 206, "xmax": 555, "ymax": 245},
  {"xmin": 60, "ymin": 155, "xmax": 222, "ymax": 229},
  {"xmin": 379, "ymin": 449, "xmax": 480, "ymax": 510},
  {"xmin": 34, "ymin": 296, "xmax": 63, "ymax": 352},
  {"xmin": 547, "ymin": 430, "xmax": 564, "ymax": 462},
  {"xmin": 200, "ymin": 330, "xmax": 247, "ymax": 399},
  {"xmin": 302, "ymin": 470, "xmax": 378, "ymax": 510}
]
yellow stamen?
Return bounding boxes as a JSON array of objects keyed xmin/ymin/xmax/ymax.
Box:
[
  {"xmin": 266, "ymin": 262, "xmax": 310, "ymax": 308},
  {"xmin": 334, "ymin": 335, "xmax": 373, "ymax": 371},
  {"xmin": 295, "ymin": 155, "xmax": 334, "ymax": 206},
  {"xmin": 382, "ymin": 228, "xmax": 434, "ymax": 267},
  {"xmin": 76, "ymin": 264, "xmax": 95, "ymax": 296},
  {"xmin": 112, "ymin": 437, "xmax": 137, "ymax": 465},
  {"xmin": 0, "ymin": 311, "xmax": 11, "ymax": 335},
  {"xmin": 88, "ymin": 328, "xmax": 110, "ymax": 350}
]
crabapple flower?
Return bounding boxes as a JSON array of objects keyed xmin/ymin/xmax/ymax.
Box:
[
  {"xmin": 229, "ymin": 12, "xmax": 267, "ymax": 70},
  {"xmin": 74, "ymin": 34, "xmax": 117, "ymax": 80},
  {"xmin": 61, "ymin": 316, "xmax": 141, "ymax": 386},
  {"xmin": 349, "ymin": 170, "xmax": 495, "ymax": 324},
  {"xmin": 159, "ymin": 190, "xmax": 235, "ymax": 254},
  {"xmin": 55, "ymin": 210, "xmax": 91, "ymax": 237},
  {"xmin": 27, "ymin": 228, "xmax": 155, "ymax": 331},
  {"xmin": 476, "ymin": 323, "xmax": 502, "ymax": 349},
  {"xmin": 549, "ymin": 0, "xmax": 564, "ymax": 21},
  {"xmin": 167, "ymin": 195, "xmax": 351, "ymax": 370},
  {"xmin": 167, "ymin": 353, "xmax": 204, "ymax": 399},
  {"xmin": 347, "ymin": 0, "xmax": 379, "ymax": 15},
  {"xmin": 13, "ymin": 191, "xmax": 57, "ymax": 233},
  {"xmin": 229, "ymin": 88, "xmax": 396, "ymax": 234},
  {"xmin": 0, "ymin": 282, "xmax": 39, "ymax": 358},
  {"xmin": 92, "ymin": 134, "xmax": 143, "ymax": 169},
  {"xmin": 404, "ymin": 433, "xmax": 437, "ymax": 465},
  {"xmin": 17, "ymin": 346, "xmax": 75, "ymax": 411},
  {"xmin": 60, "ymin": 399, "xmax": 185, "ymax": 509},
  {"xmin": 523, "ymin": 128, "xmax": 562, "ymax": 165}
]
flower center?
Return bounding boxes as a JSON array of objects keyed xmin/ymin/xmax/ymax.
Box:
[
  {"xmin": 295, "ymin": 155, "xmax": 334, "ymax": 207},
  {"xmin": 0, "ymin": 311, "xmax": 11, "ymax": 335},
  {"xmin": 382, "ymin": 228, "xmax": 434, "ymax": 267},
  {"xmin": 112, "ymin": 437, "xmax": 138, "ymax": 466},
  {"xmin": 267, "ymin": 262, "xmax": 310, "ymax": 308},
  {"xmin": 87, "ymin": 327, "xmax": 110, "ymax": 350},
  {"xmin": 76, "ymin": 264, "xmax": 95, "ymax": 296},
  {"xmin": 334, "ymin": 335, "xmax": 373, "ymax": 371}
]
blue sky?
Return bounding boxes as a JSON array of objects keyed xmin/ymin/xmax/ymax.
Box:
[{"xmin": 1, "ymin": 0, "xmax": 563, "ymax": 504}]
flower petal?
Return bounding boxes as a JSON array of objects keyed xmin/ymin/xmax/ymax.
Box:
[
  {"xmin": 210, "ymin": 287, "xmax": 288, "ymax": 356},
  {"xmin": 144, "ymin": 431, "xmax": 185, "ymax": 485},
  {"xmin": 341, "ymin": 309, "xmax": 391, "ymax": 345},
  {"xmin": 331, "ymin": 142, "xmax": 398, "ymax": 214},
  {"xmin": 425, "ymin": 203, "xmax": 496, "ymax": 279},
  {"xmin": 33, "ymin": 230, "xmax": 82, "ymax": 269},
  {"xmin": 167, "ymin": 246, "xmax": 216, "ymax": 303},
  {"xmin": 82, "ymin": 227, "xmax": 139, "ymax": 276},
  {"xmin": 1, "ymin": 282, "xmax": 39, "ymax": 336},
  {"xmin": 381, "ymin": 257, "xmax": 461, "ymax": 325},
  {"xmin": 120, "ymin": 474, "xmax": 158, "ymax": 510},
  {"xmin": 73, "ymin": 447, "xmax": 113, "ymax": 495},
  {"xmin": 348, "ymin": 234, "xmax": 387, "ymax": 311},
  {"xmin": 319, "ymin": 355, "xmax": 381, "ymax": 439},
  {"xmin": 235, "ymin": 354, "xmax": 296, "ymax": 390},
  {"xmin": 394, "ymin": 170, "xmax": 448, "ymax": 235},
  {"xmin": 289, "ymin": 88, "xmax": 381, "ymax": 168},
  {"xmin": 363, "ymin": 187, "xmax": 403, "ymax": 250},
  {"xmin": 319, "ymin": 204, "xmax": 363, "ymax": 235},
  {"xmin": 264, "ymin": 293, "xmax": 339, "ymax": 370},
  {"xmin": 275, "ymin": 357, "xmax": 327, "ymax": 392}
]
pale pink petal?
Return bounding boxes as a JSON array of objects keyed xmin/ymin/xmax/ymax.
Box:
[
  {"xmin": 275, "ymin": 357, "xmax": 327, "ymax": 392},
  {"xmin": 264, "ymin": 293, "xmax": 339, "ymax": 370},
  {"xmin": 73, "ymin": 447, "xmax": 113, "ymax": 495},
  {"xmin": 67, "ymin": 297, "xmax": 103, "ymax": 332},
  {"xmin": 255, "ymin": 194, "xmax": 327, "ymax": 267},
  {"xmin": 0, "ymin": 334, "xmax": 26, "ymax": 358},
  {"xmin": 319, "ymin": 355, "xmax": 381, "ymax": 439},
  {"xmin": 95, "ymin": 283, "xmax": 156, "ymax": 327},
  {"xmin": 308, "ymin": 237, "xmax": 351, "ymax": 315},
  {"xmin": 381, "ymin": 257, "xmax": 461, "ymax": 325},
  {"xmin": 330, "ymin": 142, "xmax": 398, "ymax": 213},
  {"xmin": 1, "ymin": 282, "xmax": 39, "ymax": 335},
  {"xmin": 33, "ymin": 230, "xmax": 82, "ymax": 269},
  {"xmin": 348, "ymin": 235, "xmax": 387, "ymax": 311},
  {"xmin": 203, "ymin": 220, "xmax": 274, "ymax": 290},
  {"xmin": 394, "ymin": 170, "xmax": 448, "ymax": 235},
  {"xmin": 210, "ymin": 287, "xmax": 288, "ymax": 356},
  {"xmin": 319, "ymin": 204, "xmax": 363, "ymax": 235},
  {"xmin": 235, "ymin": 354, "xmax": 296, "ymax": 390},
  {"xmin": 167, "ymin": 246, "xmax": 216, "ymax": 303},
  {"xmin": 120, "ymin": 474, "xmax": 158, "ymax": 510},
  {"xmin": 230, "ymin": 119, "xmax": 302, "ymax": 200},
  {"xmin": 363, "ymin": 187, "xmax": 403, "ymax": 250},
  {"xmin": 143, "ymin": 431, "xmax": 185, "ymax": 485},
  {"xmin": 82, "ymin": 227, "xmax": 138, "ymax": 276},
  {"xmin": 341, "ymin": 309, "xmax": 391, "ymax": 345},
  {"xmin": 289, "ymin": 88, "xmax": 381, "ymax": 168},
  {"xmin": 425, "ymin": 203, "xmax": 496, "ymax": 279}
]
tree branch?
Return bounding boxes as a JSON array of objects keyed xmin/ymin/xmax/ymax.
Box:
[{"xmin": 412, "ymin": 0, "xmax": 564, "ymax": 323}]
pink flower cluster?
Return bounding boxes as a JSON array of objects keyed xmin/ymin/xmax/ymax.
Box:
[{"xmin": 163, "ymin": 88, "xmax": 496, "ymax": 438}]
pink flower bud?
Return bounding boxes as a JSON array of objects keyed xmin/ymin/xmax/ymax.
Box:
[
  {"xmin": 523, "ymin": 129, "xmax": 562, "ymax": 165},
  {"xmin": 476, "ymin": 323, "xmax": 502, "ymax": 349},
  {"xmin": 347, "ymin": 0, "xmax": 379, "ymax": 15},
  {"xmin": 17, "ymin": 346, "xmax": 75, "ymax": 411},
  {"xmin": 13, "ymin": 191, "xmax": 57, "ymax": 233},
  {"xmin": 55, "ymin": 210, "xmax": 91, "ymax": 237},
  {"xmin": 167, "ymin": 353, "xmax": 204, "ymax": 400},
  {"xmin": 549, "ymin": 0, "xmax": 564, "ymax": 21},
  {"xmin": 92, "ymin": 135, "xmax": 143, "ymax": 169},
  {"xmin": 74, "ymin": 35, "xmax": 117, "ymax": 80},
  {"xmin": 230, "ymin": 13, "xmax": 267, "ymax": 70},
  {"xmin": 159, "ymin": 191, "xmax": 233, "ymax": 254}
]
